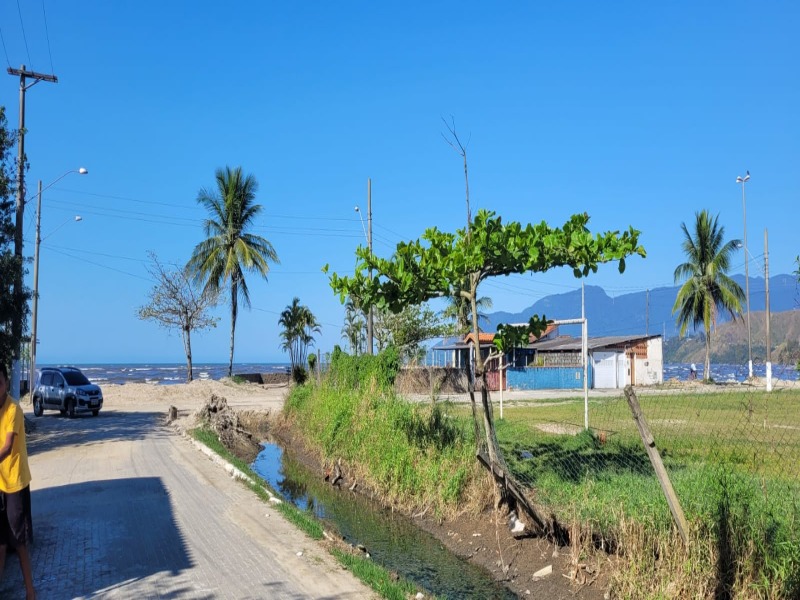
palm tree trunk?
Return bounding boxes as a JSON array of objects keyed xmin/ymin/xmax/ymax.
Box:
[
  {"xmin": 229, "ymin": 282, "xmax": 238, "ymax": 378},
  {"xmin": 704, "ymin": 324, "xmax": 711, "ymax": 382}
]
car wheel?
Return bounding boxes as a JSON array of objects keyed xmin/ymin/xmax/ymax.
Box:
[
  {"xmin": 91, "ymin": 409, "xmax": 99, "ymax": 417},
  {"xmin": 66, "ymin": 400, "xmax": 76, "ymax": 419},
  {"xmin": 33, "ymin": 397, "xmax": 43, "ymax": 417}
]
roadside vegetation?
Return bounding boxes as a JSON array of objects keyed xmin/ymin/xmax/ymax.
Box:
[
  {"xmin": 285, "ymin": 348, "xmax": 800, "ymax": 597},
  {"xmin": 282, "ymin": 347, "xmax": 489, "ymax": 520},
  {"xmin": 475, "ymin": 389, "xmax": 800, "ymax": 598}
]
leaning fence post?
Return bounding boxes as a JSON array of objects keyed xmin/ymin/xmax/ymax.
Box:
[{"xmin": 624, "ymin": 385, "xmax": 688, "ymax": 545}]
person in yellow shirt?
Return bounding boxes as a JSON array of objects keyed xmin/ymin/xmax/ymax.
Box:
[{"xmin": 0, "ymin": 363, "xmax": 35, "ymax": 600}]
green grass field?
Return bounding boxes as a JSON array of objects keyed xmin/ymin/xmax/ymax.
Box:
[{"xmin": 450, "ymin": 387, "xmax": 800, "ymax": 597}]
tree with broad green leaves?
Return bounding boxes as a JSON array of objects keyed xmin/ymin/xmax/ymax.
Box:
[
  {"xmin": 0, "ymin": 106, "xmax": 23, "ymax": 370},
  {"xmin": 187, "ymin": 166, "xmax": 279, "ymax": 377},
  {"xmin": 137, "ymin": 252, "xmax": 219, "ymax": 382},
  {"xmin": 326, "ymin": 208, "xmax": 645, "ymax": 503},
  {"xmin": 372, "ymin": 302, "xmax": 451, "ymax": 364},
  {"xmin": 672, "ymin": 210, "xmax": 744, "ymax": 382}
]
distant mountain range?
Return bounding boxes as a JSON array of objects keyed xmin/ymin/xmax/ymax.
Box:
[{"xmin": 486, "ymin": 274, "xmax": 800, "ymax": 341}]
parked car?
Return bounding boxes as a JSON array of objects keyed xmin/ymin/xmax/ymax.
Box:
[{"xmin": 32, "ymin": 366, "xmax": 103, "ymax": 418}]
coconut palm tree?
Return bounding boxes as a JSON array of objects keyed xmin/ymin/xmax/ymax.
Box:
[
  {"xmin": 442, "ymin": 277, "xmax": 493, "ymax": 336},
  {"xmin": 279, "ymin": 297, "xmax": 321, "ymax": 373},
  {"xmin": 341, "ymin": 298, "xmax": 365, "ymax": 355},
  {"xmin": 187, "ymin": 166, "xmax": 279, "ymax": 377},
  {"xmin": 672, "ymin": 210, "xmax": 745, "ymax": 381}
]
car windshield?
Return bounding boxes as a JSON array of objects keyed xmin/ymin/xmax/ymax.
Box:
[{"xmin": 63, "ymin": 371, "xmax": 91, "ymax": 386}]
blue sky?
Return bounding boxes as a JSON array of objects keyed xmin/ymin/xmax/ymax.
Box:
[{"xmin": 1, "ymin": 1, "xmax": 798, "ymax": 364}]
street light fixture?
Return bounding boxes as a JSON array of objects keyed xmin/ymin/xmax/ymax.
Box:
[
  {"xmin": 27, "ymin": 168, "xmax": 89, "ymax": 395},
  {"xmin": 735, "ymin": 171, "xmax": 752, "ymax": 379}
]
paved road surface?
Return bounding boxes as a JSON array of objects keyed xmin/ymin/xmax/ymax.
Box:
[{"xmin": 0, "ymin": 405, "xmax": 376, "ymax": 600}]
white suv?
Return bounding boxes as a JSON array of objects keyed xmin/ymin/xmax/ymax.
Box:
[{"xmin": 32, "ymin": 366, "xmax": 103, "ymax": 418}]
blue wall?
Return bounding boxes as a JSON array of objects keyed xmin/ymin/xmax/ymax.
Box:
[{"xmin": 506, "ymin": 366, "xmax": 592, "ymax": 390}]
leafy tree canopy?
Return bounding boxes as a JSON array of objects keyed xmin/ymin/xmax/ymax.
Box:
[
  {"xmin": 374, "ymin": 303, "xmax": 450, "ymax": 363},
  {"xmin": 327, "ymin": 209, "xmax": 645, "ymax": 316},
  {"xmin": 0, "ymin": 106, "xmax": 20, "ymax": 368}
]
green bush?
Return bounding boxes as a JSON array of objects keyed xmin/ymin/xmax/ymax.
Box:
[
  {"xmin": 291, "ymin": 365, "xmax": 308, "ymax": 385},
  {"xmin": 327, "ymin": 346, "xmax": 399, "ymax": 390}
]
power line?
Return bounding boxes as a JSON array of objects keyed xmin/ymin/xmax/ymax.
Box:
[
  {"xmin": 0, "ymin": 24, "xmax": 11, "ymax": 68},
  {"xmin": 14, "ymin": 0, "xmax": 32, "ymax": 68},
  {"xmin": 40, "ymin": 0, "xmax": 55, "ymax": 73},
  {"xmin": 48, "ymin": 247, "xmax": 152, "ymax": 282}
]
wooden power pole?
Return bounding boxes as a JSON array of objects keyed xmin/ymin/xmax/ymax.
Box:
[{"xmin": 7, "ymin": 65, "xmax": 58, "ymax": 398}]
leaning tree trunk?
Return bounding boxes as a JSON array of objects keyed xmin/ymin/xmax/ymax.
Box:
[
  {"xmin": 467, "ymin": 276, "xmax": 500, "ymax": 465},
  {"xmin": 229, "ymin": 283, "xmax": 238, "ymax": 378}
]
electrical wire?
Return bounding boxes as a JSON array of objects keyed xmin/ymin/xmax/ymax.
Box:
[
  {"xmin": 40, "ymin": 0, "xmax": 55, "ymax": 73},
  {"xmin": 0, "ymin": 24, "xmax": 12, "ymax": 68},
  {"xmin": 15, "ymin": 0, "xmax": 32, "ymax": 69},
  {"xmin": 47, "ymin": 246, "xmax": 152, "ymax": 282}
]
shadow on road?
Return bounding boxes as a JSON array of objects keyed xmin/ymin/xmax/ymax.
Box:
[
  {"xmin": 0, "ymin": 477, "xmax": 198, "ymax": 598},
  {"xmin": 26, "ymin": 409, "xmax": 170, "ymax": 454}
]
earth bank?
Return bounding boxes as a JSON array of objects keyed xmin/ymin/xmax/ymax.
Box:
[{"xmin": 177, "ymin": 381, "xmax": 608, "ymax": 600}]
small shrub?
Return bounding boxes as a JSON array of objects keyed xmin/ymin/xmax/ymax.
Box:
[{"xmin": 291, "ymin": 365, "xmax": 308, "ymax": 385}]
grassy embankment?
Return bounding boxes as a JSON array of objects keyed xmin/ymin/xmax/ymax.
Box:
[
  {"xmin": 284, "ymin": 348, "xmax": 800, "ymax": 597},
  {"xmin": 483, "ymin": 388, "xmax": 800, "ymax": 599},
  {"xmin": 282, "ymin": 348, "xmax": 488, "ymax": 520}
]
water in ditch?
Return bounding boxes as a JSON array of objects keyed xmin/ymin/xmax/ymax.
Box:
[{"xmin": 252, "ymin": 441, "xmax": 518, "ymax": 599}]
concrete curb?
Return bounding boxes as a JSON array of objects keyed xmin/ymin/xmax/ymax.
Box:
[{"xmin": 176, "ymin": 424, "xmax": 284, "ymax": 505}]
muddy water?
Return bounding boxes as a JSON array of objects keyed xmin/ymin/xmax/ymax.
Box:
[{"xmin": 252, "ymin": 441, "xmax": 517, "ymax": 599}]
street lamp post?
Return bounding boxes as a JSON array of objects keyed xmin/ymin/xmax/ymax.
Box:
[
  {"xmin": 736, "ymin": 171, "xmax": 752, "ymax": 379},
  {"xmin": 26, "ymin": 168, "xmax": 88, "ymax": 396}
]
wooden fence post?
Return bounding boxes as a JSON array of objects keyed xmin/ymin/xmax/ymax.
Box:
[{"xmin": 624, "ymin": 385, "xmax": 689, "ymax": 545}]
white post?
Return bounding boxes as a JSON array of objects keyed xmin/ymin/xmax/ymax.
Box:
[
  {"xmin": 582, "ymin": 283, "xmax": 589, "ymax": 430},
  {"xmin": 499, "ymin": 354, "xmax": 504, "ymax": 420},
  {"xmin": 764, "ymin": 229, "xmax": 772, "ymax": 392}
]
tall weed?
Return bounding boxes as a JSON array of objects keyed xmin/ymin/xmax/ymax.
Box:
[{"xmin": 283, "ymin": 351, "xmax": 485, "ymax": 518}]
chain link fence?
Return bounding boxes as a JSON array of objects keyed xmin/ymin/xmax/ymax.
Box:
[{"xmin": 491, "ymin": 371, "xmax": 800, "ymax": 594}]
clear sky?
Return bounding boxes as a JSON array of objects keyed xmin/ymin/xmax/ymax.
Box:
[{"xmin": 1, "ymin": 1, "xmax": 798, "ymax": 365}]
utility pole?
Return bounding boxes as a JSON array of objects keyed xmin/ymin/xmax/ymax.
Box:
[
  {"xmin": 764, "ymin": 229, "xmax": 772, "ymax": 393},
  {"xmin": 366, "ymin": 179, "xmax": 374, "ymax": 355},
  {"xmin": 736, "ymin": 171, "xmax": 752, "ymax": 379},
  {"xmin": 7, "ymin": 65, "xmax": 58, "ymax": 398},
  {"xmin": 30, "ymin": 181, "xmax": 42, "ymax": 396}
]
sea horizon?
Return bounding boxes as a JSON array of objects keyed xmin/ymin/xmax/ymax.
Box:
[
  {"xmin": 33, "ymin": 360, "xmax": 800, "ymax": 386},
  {"xmin": 36, "ymin": 362, "xmax": 292, "ymax": 386}
]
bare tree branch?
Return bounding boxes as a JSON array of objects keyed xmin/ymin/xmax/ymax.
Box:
[{"xmin": 441, "ymin": 115, "xmax": 472, "ymax": 228}]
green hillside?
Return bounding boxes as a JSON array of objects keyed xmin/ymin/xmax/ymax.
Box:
[{"xmin": 664, "ymin": 309, "xmax": 800, "ymax": 365}]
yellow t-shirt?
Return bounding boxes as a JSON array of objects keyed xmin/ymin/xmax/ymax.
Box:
[{"xmin": 0, "ymin": 394, "xmax": 32, "ymax": 493}]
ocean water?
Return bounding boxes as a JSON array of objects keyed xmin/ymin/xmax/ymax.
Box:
[
  {"xmin": 665, "ymin": 362, "xmax": 800, "ymax": 383},
  {"xmin": 36, "ymin": 361, "xmax": 799, "ymax": 386},
  {"xmin": 37, "ymin": 363, "xmax": 291, "ymax": 386}
]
